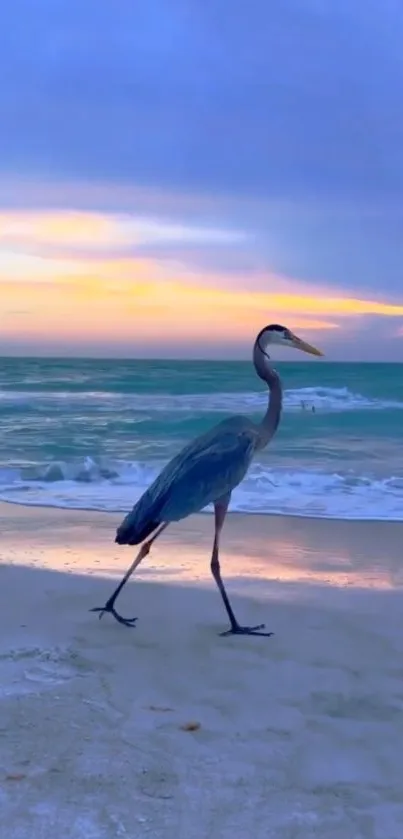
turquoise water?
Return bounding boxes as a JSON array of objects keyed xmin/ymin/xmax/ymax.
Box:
[{"xmin": 0, "ymin": 358, "xmax": 402, "ymax": 520}]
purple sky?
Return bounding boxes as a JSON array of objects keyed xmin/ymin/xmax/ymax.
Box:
[{"xmin": 1, "ymin": 1, "xmax": 403, "ymax": 358}]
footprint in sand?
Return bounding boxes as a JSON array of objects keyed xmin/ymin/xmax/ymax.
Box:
[
  {"xmin": 0, "ymin": 647, "xmax": 82, "ymax": 698},
  {"xmin": 24, "ymin": 660, "xmax": 75, "ymax": 686},
  {"xmin": 138, "ymin": 767, "xmax": 178, "ymax": 800}
]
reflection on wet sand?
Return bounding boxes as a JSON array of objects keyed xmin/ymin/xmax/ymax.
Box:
[{"xmin": 1, "ymin": 503, "xmax": 402, "ymax": 592}]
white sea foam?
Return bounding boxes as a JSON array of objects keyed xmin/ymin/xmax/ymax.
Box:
[
  {"xmin": 1, "ymin": 457, "xmax": 402, "ymax": 521},
  {"xmin": 0, "ymin": 386, "xmax": 401, "ymax": 413}
]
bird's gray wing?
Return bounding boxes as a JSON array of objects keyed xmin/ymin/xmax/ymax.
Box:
[
  {"xmin": 116, "ymin": 417, "xmax": 257, "ymax": 543},
  {"xmin": 157, "ymin": 421, "xmax": 256, "ymax": 522}
]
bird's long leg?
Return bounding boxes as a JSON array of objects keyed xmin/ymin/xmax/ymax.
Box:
[
  {"xmin": 90, "ymin": 523, "xmax": 169, "ymax": 628},
  {"xmin": 211, "ymin": 497, "xmax": 273, "ymax": 638}
]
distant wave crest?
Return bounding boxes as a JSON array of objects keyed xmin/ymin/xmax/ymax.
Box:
[{"xmin": 0, "ymin": 386, "xmax": 401, "ymax": 413}]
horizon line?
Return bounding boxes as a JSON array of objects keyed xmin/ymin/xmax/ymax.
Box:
[{"xmin": 0, "ymin": 354, "xmax": 399, "ymax": 364}]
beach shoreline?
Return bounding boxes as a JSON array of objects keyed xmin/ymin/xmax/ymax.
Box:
[
  {"xmin": 1, "ymin": 502, "xmax": 403, "ymax": 837},
  {"xmin": 1, "ymin": 500, "xmax": 403, "ymax": 588}
]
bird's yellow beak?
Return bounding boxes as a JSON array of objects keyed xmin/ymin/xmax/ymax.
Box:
[{"xmin": 290, "ymin": 334, "xmax": 324, "ymax": 357}]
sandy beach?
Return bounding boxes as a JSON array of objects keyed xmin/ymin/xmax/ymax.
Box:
[{"xmin": 1, "ymin": 502, "xmax": 403, "ymax": 838}]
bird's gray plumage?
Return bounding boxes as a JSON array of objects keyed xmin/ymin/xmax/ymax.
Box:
[{"xmin": 116, "ymin": 415, "xmax": 257, "ymax": 545}]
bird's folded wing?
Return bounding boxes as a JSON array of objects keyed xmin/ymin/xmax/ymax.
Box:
[{"xmin": 157, "ymin": 426, "xmax": 256, "ymax": 521}]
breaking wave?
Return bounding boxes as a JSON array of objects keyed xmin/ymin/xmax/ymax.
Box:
[{"xmin": 0, "ymin": 456, "xmax": 402, "ymax": 522}]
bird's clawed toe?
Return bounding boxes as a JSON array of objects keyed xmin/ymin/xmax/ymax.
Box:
[
  {"xmin": 89, "ymin": 604, "xmax": 138, "ymax": 627},
  {"xmin": 220, "ymin": 623, "xmax": 274, "ymax": 638}
]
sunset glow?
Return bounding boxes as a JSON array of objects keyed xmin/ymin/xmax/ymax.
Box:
[
  {"xmin": 1, "ymin": 207, "xmax": 403, "ymax": 357},
  {"xmin": 1, "ymin": 0, "xmax": 403, "ymax": 360}
]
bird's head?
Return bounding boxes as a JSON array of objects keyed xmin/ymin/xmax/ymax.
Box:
[
  {"xmin": 257, "ymin": 324, "xmax": 324, "ymax": 357},
  {"xmin": 253, "ymin": 324, "xmax": 323, "ymax": 382}
]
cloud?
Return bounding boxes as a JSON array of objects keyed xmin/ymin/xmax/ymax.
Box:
[
  {"xmin": 1, "ymin": 2, "xmax": 403, "ymax": 356},
  {"xmin": 1, "ymin": 202, "xmax": 402, "ymax": 307},
  {"xmin": 1, "ymin": 205, "xmax": 403, "ymax": 360},
  {"xmin": 1, "ymin": 2, "xmax": 402, "ymax": 200},
  {"xmin": 1, "ymin": 248, "xmax": 402, "ymax": 359},
  {"xmin": 0, "ymin": 211, "xmax": 246, "ymax": 253}
]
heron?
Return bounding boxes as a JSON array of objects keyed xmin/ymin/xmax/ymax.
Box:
[{"xmin": 91, "ymin": 324, "xmax": 323, "ymax": 636}]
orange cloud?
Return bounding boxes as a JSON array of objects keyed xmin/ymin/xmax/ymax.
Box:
[
  {"xmin": 0, "ymin": 268, "xmax": 396, "ymax": 351},
  {"xmin": 1, "ymin": 209, "xmax": 403, "ymax": 354}
]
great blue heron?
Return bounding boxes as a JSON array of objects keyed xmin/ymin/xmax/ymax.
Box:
[{"xmin": 91, "ymin": 324, "xmax": 323, "ymax": 636}]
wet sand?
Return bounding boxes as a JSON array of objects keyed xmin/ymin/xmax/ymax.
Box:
[{"xmin": 1, "ymin": 503, "xmax": 403, "ymax": 838}]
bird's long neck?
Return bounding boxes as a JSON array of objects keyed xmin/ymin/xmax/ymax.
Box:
[{"xmin": 253, "ymin": 340, "xmax": 283, "ymax": 450}]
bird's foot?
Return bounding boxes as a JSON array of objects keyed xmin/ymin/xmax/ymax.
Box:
[
  {"xmin": 90, "ymin": 601, "xmax": 138, "ymax": 628},
  {"xmin": 220, "ymin": 623, "xmax": 273, "ymax": 638}
]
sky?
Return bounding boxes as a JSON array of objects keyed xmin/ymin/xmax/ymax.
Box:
[{"xmin": 1, "ymin": 1, "xmax": 403, "ymax": 359}]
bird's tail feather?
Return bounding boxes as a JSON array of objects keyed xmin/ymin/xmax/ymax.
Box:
[{"xmin": 115, "ymin": 510, "xmax": 160, "ymax": 546}]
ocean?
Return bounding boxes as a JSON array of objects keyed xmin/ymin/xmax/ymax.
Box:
[{"xmin": 0, "ymin": 357, "xmax": 402, "ymax": 521}]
